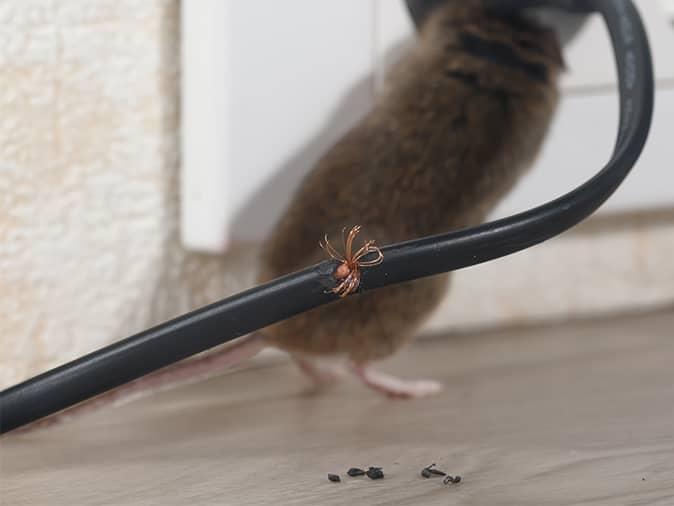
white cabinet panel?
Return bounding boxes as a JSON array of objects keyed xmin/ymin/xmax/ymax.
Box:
[
  {"xmin": 559, "ymin": 0, "xmax": 674, "ymax": 88},
  {"xmin": 492, "ymin": 87, "xmax": 674, "ymax": 219},
  {"xmin": 181, "ymin": 0, "xmax": 375, "ymax": 251},
  {"xmin": 661, "ymin": 0, "xmax": 674, "ymax": 18},
  {"xmin": 181, "ymin": 1, "xmax": 671, "ymax": 251}
]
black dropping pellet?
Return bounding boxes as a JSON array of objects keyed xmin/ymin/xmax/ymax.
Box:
[
  {"xmin": 347, "ymin": 468, "xmax": 366, "ymax": 477},
  {"xmin": 366, "ymin": 467, "xmax": 384, "ymax": 480},
  {"xmin": 421, "ymin": 464, "xmax": 446, "ymax": 478},
  {"xmin": 443, "ymin": 475, "xmax": 461, "ymax": 485},
  {"xmin": 328, "ymin": 474, "xmax": 341, "ymax": 483}
]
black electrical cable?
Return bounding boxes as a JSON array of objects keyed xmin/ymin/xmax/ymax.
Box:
[{"xmin": 0, "ymin": 0, "xmax": 653, "ymax": 434}]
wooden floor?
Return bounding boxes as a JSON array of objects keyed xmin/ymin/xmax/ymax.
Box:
[{"xmin": 2, "ymin": 310, "xmax": 674, "ymax": 505}]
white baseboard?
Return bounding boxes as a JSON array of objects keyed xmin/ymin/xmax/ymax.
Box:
[{"xmin": 421, "ymin": 211, "xmax": 674, "ymax": 335}]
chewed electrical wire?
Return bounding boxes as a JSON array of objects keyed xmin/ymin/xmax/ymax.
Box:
[{"xmin": 320, "ymin": 225, "xmax": 384, "ymax": 298}]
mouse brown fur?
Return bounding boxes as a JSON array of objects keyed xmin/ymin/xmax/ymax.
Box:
[{"xmin": 256, "ymin": 1, "xmax": 563, "ymax": 392}]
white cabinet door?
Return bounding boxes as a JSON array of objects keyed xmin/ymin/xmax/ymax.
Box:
[
  {"xmin": 181, "ymin": 0, "xmax": 376, "ymax": 251},
  {"xmin": 492, "ymin": 87, "xmax": 674, "ymax": 219}
]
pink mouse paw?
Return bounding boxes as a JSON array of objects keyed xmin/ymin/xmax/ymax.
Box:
[{"xmin": 352, "ymin": 364, "xmax": 443, "ymax": 399}]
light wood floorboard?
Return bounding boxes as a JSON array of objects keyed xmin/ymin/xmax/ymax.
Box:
[{"xmin": 2, "ymin": 310, "xmax": 674, "ymax": 505}]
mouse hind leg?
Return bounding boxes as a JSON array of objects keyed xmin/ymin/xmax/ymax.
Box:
[{"xmin": 351, "ymin": 362, "xmax": 443, "ymax": 399}]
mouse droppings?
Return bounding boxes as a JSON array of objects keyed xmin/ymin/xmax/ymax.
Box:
[
  {"xmin": 443, "ymin": 475, "xmax": 461, "ymax": 485},
  {"xmin": 347, "ymin": 468, "xmax": 366, "ymax": 477},
  {"xmin": 421, "ymin": 463, "xmax": 447, "ymax": 478},
  {"xmin": 366, "ymin": 467, "xmax": 384, "ymax": 480},
  {"xmin": 328, "ymin": 464, "xmax": 461, "ymax": 485}
]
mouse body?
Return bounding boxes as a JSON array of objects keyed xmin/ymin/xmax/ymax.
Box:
[{"xmin": 256, "ymin": 0, "xmax": 563, "ymax": 395}]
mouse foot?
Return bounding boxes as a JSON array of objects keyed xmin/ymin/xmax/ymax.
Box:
[
  {"xmin": 352, "ymin": 364, "xmax": 443, "ymax": 399},
  {"xmin": 294, "ymin": 356, "xmax": 344, "ymax": 387}
]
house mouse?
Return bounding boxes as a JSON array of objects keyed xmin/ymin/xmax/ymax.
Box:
[
  {"xmin": 253, "ymin": 0, "xmax": 564, "ymax": 397},
  {"xmin": 22, "ymin": 0, "xmax": 564, "ymax": 430}
]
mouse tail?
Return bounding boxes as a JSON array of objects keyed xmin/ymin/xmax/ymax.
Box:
[{"xmin": 18, "ymin": 333, "xmax": 268, "ymax": 432}]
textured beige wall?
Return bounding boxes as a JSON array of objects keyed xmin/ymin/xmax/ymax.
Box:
[
  {"xmin": 2, "ymin": 1, "xmax": 673, "ymax": 391},
  {"xmin": 0, "ymin": 0, "xmax": 256, "ymax": 389}
]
